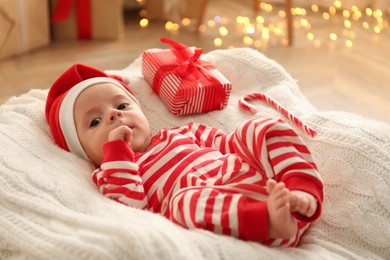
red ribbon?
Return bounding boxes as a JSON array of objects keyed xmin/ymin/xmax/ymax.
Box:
[
  {"xmin": 151, "ymin": 38, "xmax": 227, "ymax": 113},
  {"xmin": 51, "ymin": 0, "xmax": 92, "ymax": 39}
]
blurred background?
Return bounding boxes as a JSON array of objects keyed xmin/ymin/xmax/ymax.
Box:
[{"xmin": 1, "ymin": 0, "xmax": 389, "ymax": 123}]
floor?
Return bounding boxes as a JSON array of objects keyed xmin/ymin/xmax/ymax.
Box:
[{"xmin": 1, "ymin": 0, "xmax": 389, "ymax": 124}]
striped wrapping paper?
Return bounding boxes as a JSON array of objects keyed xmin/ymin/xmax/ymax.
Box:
[{"xmin": 142, "ymin": 38, "xmax": 232, "ymax": 116}]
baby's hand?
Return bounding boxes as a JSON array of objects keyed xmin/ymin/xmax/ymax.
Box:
[{"xmin": 108, "ymin": 125, "xmax": 132, "ymax": 146}]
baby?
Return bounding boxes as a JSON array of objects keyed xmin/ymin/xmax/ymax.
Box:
[{"xmin": 46, "ymin": 63, "xmax": 323, "ymax": 247}]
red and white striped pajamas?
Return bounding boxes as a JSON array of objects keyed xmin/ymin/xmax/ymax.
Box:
[{"xmin": 92, "ymin": 118, "xmax": 323, "ymax": 247}]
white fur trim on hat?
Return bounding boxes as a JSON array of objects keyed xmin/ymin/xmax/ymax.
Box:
[{"xmin": 59, "ymin": 77, "xmax": 138, "ymax": 161}]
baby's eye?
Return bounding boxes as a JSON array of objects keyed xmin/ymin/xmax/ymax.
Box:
[
  {"xmin": 89, "ymin": 118, "xmax": 101, "ymax": 128},
  {"xmin": 117, "ymin": 103, "xmax": 129, "ymax": 110}
]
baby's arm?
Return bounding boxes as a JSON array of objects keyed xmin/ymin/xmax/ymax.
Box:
[{"xmin": 92, "ymin": 126, "xmax": 148, "ymax": 209}]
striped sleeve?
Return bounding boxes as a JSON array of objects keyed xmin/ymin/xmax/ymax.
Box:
[{"xmin": 91, "ymin": 140, "xmax": 148, "ymax": 209}]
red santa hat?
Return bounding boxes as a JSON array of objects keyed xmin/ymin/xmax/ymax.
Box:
[{"xmin": 45, "ymin": 63, "xmax": 138, "ymax": 161}]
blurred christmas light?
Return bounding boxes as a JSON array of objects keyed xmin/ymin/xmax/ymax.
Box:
[
  {"xmin": 165, "ymin": 21, "xmax": 173, "ymax": 30},
  {"xmin": 219, "ymin": 26, "xmax": 229, "ymax": 36},
  {"xmin": 274, "ymin": 27, "xmax": 282, "ymax": 35},
  {"xmin": 344, "ymin": 20, "xmax": 351, "ymax": 28},
  {"xmin": 307, "ymin": 32, "xmax": 314, "ymax": 40},
  {"xmin": 139, "ymin": 9, "xmax": 147, "ymax": 17},
  {"xmin": 165, "ymin": 21, "xmax": 179, "ymax": 32},
  {"xmin": 323, "ymin": 12, "xmax": 330, "ymax": 20},
  {"xmin": 281, "ymin": 39, "xmax": 289, "ymax": 46},
  {"xmin": 351, "ymin": 5, "xmax": 359, "ymax": 13},
  {"xmin": 139, "ymin": 18, "xmax": 148, "ymax": 28},
  {"xmin": 256, "ymin": 16, "xmax": 265, "ymax": 24},
  {"xmin": 261, "ymin": 30, "xmax": 270, "ymax": 40},
  {"xmin": 366, "ymin": 8, "xmax": 373, "ymax": 16},
  {"xmin": 342, "ymin": 10, "xmax": 350, "ymax": 18},
  {"xmin": 329, "ymin": 6, "xmax": 337, "ymax": 15},
  {"xmin": 236, "ymin": 16, "xmax": 250, "ymax": 24},
  {"xmin": 293, "ymin": 8, "xmax": 306, "ymax": 16},
  {"xmin": 330, "ymin": 33, "xmax": 338, "ymax": 40},
  {"xmin": 199, "ymin": 24, "xmax": 207, "ymax": 32},
  {"xmin": 300, "ymin": 18, "xmax": 310, "ymax": 29},
  {"xmin": 260, "ymin": 3, "xmax": 273, "ymax": 12},
  {"xmin": 141, "ymin": 1, "xmax": 388, "ymax": 49},
  {"xmin": 214, "ymin": 16, "xmax": 222, "ymax": 23},
  {"xmin": 214, "ymin": 38, "xmax": 223, "ymax": 46},
  {"xmin": 181, "ymin": 18, "xmax": 191, "ymax": 26},
  {"xmin": 373, "ymin": 9, "xmax": 383, "ymax": 18},
  {"xmin": 353, "ymin": 11, "xmax": 362, "ymax": 20},
  {"xmin": 208, "ymin": 20, "xmax": 216, "ymax": 27},
  {"xmin": 244, "ymin": 24, "xmax": 256, "ymax": 34},
  {"xmin": 243, "ymin": 36, "xmax": 254, "ymax": 45}
]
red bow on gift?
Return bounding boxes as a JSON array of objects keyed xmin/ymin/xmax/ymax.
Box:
[
  {"xmin": 51, "ymin": 0, "xmax": 92, "ymax": 39},
  {"xmin": 154, "ymin": 38, "xmax": 222, "ymax": 91},
  {"xmin": 160, "ymin": 38, "xmax": 218, "ymax": 80},
  {"xmin": 160, "ymin": 38, "xmax": 204, "ymax": 76}
]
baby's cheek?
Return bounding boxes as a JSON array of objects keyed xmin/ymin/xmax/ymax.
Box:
[{"xmin": 87, "ymin": 136, "xmax": 104, "ymax": 160}]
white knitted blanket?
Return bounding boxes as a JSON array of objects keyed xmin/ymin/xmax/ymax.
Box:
[{"xmin": 1, "ymin": 48, "xmax": 389, "ymax": 260}]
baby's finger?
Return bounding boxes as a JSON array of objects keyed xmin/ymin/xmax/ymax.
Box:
[
  {"xmin": 306, "ymin": 199, "xmax": 317, "ymax": 218},
  {"xmin": 124, "ymin": 127, "xmax": 133, "ymax": 145},
  {"xmin": 109, "ymin": 125, "xmax": 131, "ymax": 141}
]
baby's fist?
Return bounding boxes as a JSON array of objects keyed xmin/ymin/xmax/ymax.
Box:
[{"xmin": 108, "ymin": 125, "xmax": 132, "ymax": 146}]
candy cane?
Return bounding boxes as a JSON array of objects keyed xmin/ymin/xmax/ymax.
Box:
[{"xmin": 239, "ymin": 93, "xmax": 317, "ymax": 137}]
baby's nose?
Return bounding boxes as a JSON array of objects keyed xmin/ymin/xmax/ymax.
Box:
[{"xmin": 109, "ymin": 110, "xmax": 123, "ymax": 121}]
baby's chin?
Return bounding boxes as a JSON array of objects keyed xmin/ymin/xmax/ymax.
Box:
[
  {"xmin": 91, "ymin": 158, "xmax": 102, "ymax": 167},
  {"xmin": 87, "ymin": 153, "xmax": 103, "ymax": 167}
]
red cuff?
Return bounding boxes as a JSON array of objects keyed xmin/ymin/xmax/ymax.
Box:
[
  {"xmin": 238, "ymin": 199, "xmax": 269, "ymax": 241},
  {"xmin": 283, "ymin": 175, "xmax": 324, "ymax": 222},
  {"xmin": 102, "ymin": 140, "xmax": 135, "ymax": 163}
]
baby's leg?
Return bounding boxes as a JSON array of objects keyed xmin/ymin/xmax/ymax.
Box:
[
  {"xmin": 168, "ymin": 186, "xmax": 271, "ymax": 242},
  {"xmin": 266, "ymin": 180, "xmax": 298, "ymax": 239}
]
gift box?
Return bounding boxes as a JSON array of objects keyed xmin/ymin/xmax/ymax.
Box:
[
  {"xmin": 142, "ymin": 38, "xmax": 232, "ymax": 116},
  {"xmin": 0, "ymin": 0, "xmax": 50, "ymax": 60},
  {"xmin": 50, "ymin": 0, "xmax": 124, "ymax": 39}
]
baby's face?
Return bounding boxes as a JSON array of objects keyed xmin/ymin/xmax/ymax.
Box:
[{"xmin": 74, "ymin": 83, "xmax": 151, "ymax": 165}]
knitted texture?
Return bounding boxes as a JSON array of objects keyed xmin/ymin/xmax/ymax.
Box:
[{"xmin": 0, "ymin": 48, "xmax": 389, "ymax": 259}]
